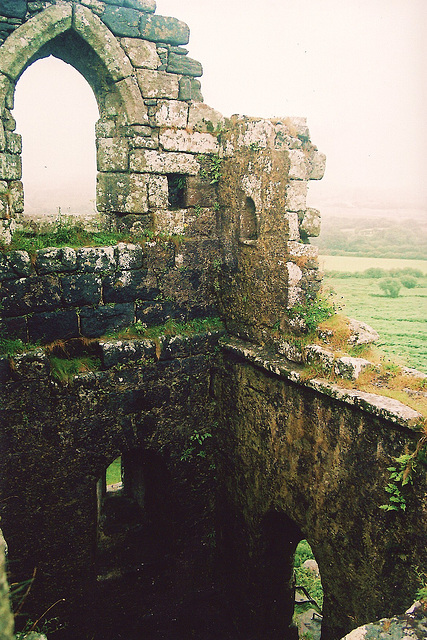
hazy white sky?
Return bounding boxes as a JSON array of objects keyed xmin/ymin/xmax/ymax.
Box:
[{"xmin": 12, "ymin": 0, "xmax": 427, "ymax": 216}]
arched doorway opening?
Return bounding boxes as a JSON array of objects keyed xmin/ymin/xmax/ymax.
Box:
[
  {"xmin": 293, "ymin": 539, "xmax": 323, "ymax": 640},
  {"xmin": 13, "ymin": 56, "xmax": 98, "ymax": 225}
]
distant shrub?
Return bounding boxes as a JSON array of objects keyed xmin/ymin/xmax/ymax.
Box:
[
  {"xmin": 363, "ymin": 267, "xmax": 387, "ymax": 279},
  {"xmin": 400, "ymin": 276, "xmax": 417, "ymax": 289},
  {"xmin": 379, "ymin": 278, "xmax": 401, "ymax": 298}
]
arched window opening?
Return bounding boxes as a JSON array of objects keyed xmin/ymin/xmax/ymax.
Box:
[
  {"xmin": 293, "ymin": 539, "xmax": 323, "ymax": 639},
  {"xmin": 240, "ymin": 195, "xmax": 258, "ymax": 241},
  {"xmin": 106, "ymin": 456, "xmax": 123, "ymax": 493},
  {"xmin": 13, "ymin": 56, "xmax": 99, "ymax": 225}
]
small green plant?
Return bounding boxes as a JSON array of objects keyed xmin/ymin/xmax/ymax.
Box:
[
  {"xmin": 380, "ymin": 437, "xmax": 427, "ymax": 512},
  {"xmin": 213, "ymin": 201, "xmax": 220, "ymax": 211},
  {"xmin": 194, "ymin": 204, "xmax": 202, "ymax": 217},
  {"xmin": 248, "ymin": 141, "xmax": 261, "ymax": 151},
  {"xmin": 289, "ymin": 293, "xmax": 335, "ymax": 332},
  {"xmin": 209, "ymin": 155, "xmax": 222, "ymax": 184},
  {"xmin": 199, "ymin": 155, "xmax": 222, "ymax": 185},
  {"xmin": 49, "ymin": 356, "xmax": 101, "ymax": 384},
  {"xmin": 180, "ymin": 429, "xmax": 213, "ymax": 463}
]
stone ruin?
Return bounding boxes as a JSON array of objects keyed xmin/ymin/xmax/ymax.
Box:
[{"xmin": 0, "ymin": 2, "xmax": 426, "ymax": 640}]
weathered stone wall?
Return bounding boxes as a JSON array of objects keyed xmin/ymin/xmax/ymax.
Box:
[
  {"xmin": 214, "ymin": 346, "xmax": 427, "ymax": 640},
  {"xmin": 0, "ymin": 240, "xmax": 218, "ymax": 345},
  {"xmin": 0, "ymin": 330, "xmax": 221, "ymax": 634}
]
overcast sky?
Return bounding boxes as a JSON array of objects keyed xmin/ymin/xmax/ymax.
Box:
[{"xmin": 12, "ymin": 0, "xmax": 427, "ymax": 217}]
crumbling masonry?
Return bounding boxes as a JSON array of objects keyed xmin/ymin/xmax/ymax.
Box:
[{"xmin": 0, "ymin": 2, "xmax": 426, "ymax": 640}]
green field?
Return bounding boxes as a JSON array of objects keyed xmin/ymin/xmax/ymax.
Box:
[
  {"xmin": 321, "ymin": 256, "xmax": 427, "ymax": 373},
  {"xmin": 320, "ymin": 255, "xmax": 427, "ymax": 274}
]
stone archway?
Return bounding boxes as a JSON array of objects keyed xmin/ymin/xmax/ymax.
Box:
[{"xmin": 0, "ymin": 4, "xmax": 147, "ymax": 225}]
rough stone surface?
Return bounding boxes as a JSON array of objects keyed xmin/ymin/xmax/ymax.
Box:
[
  {"xmin": 167, "ymin": 52, "xmax": 203, "ymax": 76},
  {"xmin": 102, "ymin": 5, "xmax": 141, "ymax": 38},
  {"xmin": 151, "ymin": 99, "xmax": 189, "ymax": 128},
  {"xmin": 136, "ymin": 68, "xmax": 179, "ymax": 98},
  {"xmin": 159, "ymin": 129, "xmax": 219, "ymax": 154},
  {"xmin": 73, "ymin": 5, "xmax": 134, "ymax": 82},
  {"xmin": 140, "ymin": 14, "xmax": 190, "ymax": 45},
  {"xmin": 130, "ymin": 149, "xmax": 199, "ymax": 174},
  {"xmin": 97, "ymin": 172, "xmax": 148, "ymax": 213},
  {"xmin": 340, "ymin": 601, "xmax": 427, "ymax": 640},
  {"xmin": 188, "ymin": 102, "xmax": 225, "ymax": 133},
  {"xmin": 0, "ymin": 5, "xmax": 73, "ymax": 79},
  {"xmin": 348, "ymin": 318, "xmax": 380, "ymax": 345},
  {"xmin": 300, "ymin": 207, "xmax": 321, "ymax": 237},
  {"xmin": 120, "ymin": 36, "xmax": 160, "ymax": 68}
]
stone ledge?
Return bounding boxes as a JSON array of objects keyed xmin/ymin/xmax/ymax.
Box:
[{"xmin": 220, "ymin": 337, "xmax": 423, "ymax": 430}]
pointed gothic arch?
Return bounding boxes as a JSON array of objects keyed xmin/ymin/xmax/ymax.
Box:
[{"xmin": 0, "ymin": 4, "xmax": 147, "ymax": 222}]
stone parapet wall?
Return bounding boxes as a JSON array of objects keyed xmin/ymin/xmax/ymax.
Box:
[{"xmin": 0, "ymin": 239, "xmax": 220, "ymax": 344}]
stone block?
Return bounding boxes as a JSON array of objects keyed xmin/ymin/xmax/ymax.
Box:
[
  {"xmin": 0, "ymin": 252, "xmax": 15, "ymax": 281},
  {"xmin": 188, "ymin": 103, "xmax": 224, "ymax": 133},
  {"xmin": 97, "ymin": 137, "xmax": 129, "ymax": 172},
  {"xmin": 116, "ymin": 242, "xmax": 144, "ymax": 270},
  {"xmin": 28, "ymin": 309, "xmax": 79, "ymax": 344},
  {"xmin": 124, "ymin": 0, "xmax": 156, "ymax": 11},
  {"xmin": 153, "ymin": 208, "xmax": 185, "ymax": 235},
  {"xmin": 0, "ymin": 153, "xmax": 21, "ymax": 180},
  {"xmin": 103, "ymin": 268, "xmax": 153, "ymax": 303},
  {"xmin": 0, "ymin": 315, "xmax": 27, "ymax": 342},
  {"xmin": 102, "ymin": 6, "xmax": 141, "ymax": 38},
  {"xmin": 114, "ymin": 76, "xmax": 149, "ymax": 125},
  {"xmin": 6, "ymin": 132, "xmax": 21, "ymax": 155},
  {"xmin": 0, "ymin": 5, "xmax": 72, "ymax": 80},
  {"xmin": 309, "ymin": 151, "xmax": 326, "ymax": 180},
  {"xmin": 120, "ymin": 37, "xmax": 160, "ymax": 68},
  {"xmin": 284, "ymin": 212, "xmax": 300, "ymax": 241},
  {"xmin": 7, "ymin": 250, "xmax": 32, "ymax": 277},
  {"xmin": 9, "ymin": 349, "xmax": 50, "ymax": 379},
  {"xmin": 334, "ymin": 356, "xmax": 372, "ymax": 381},
  {"xmin": 167, "ymin": 53, "xmax": 203, "ymax": 77},
  {"xmin": 95, "ymin": 119, "xmax": 117, "ymax": 138},
  {"xmin": 288, "ymin": 149, "xmax": 309, "ymax": 180},
  {"xmin": 135, "ymin": 300, "xmax": 177, "ymax": 326},
  {"xmin": 151, "ymin": 99, "xmax": 188, "ymax": 128},
  {"xmin": 0, "ymin": 0, "xmax": 27, "ymax": 19},
  {"xmin": 80, "ymin": 303, "xmax": 135, "ymax": 338},
  {"xmin": 35, "ymin": 247, "xmax": 77, "ymax": 274},
  {"xmin": 185, "ymin": 175, "xmax": 216, "ymax": 208},
  {"xmin": 76, "ymin": 247, "xmax": 116, "ymax": 273},
  {"xmin": 128, "ymin": 135, "xmax": 158, "ymax": 150},
  {"xmin": 0, "ymin": 218, "xmax": 16, "ymax": 245},
  {"xmin": 285, "ymin": 181, "xmax": 308, "ymax": 212},
  {"xmin": 73, "ymin": 5, "xmax": 134, "ymax": 82},
  {"xmin": 8, "ymin": 180, "xmax": 23, "ymax": 213},
  {"xmin": 0, "ymin": 73, "xmax": 11, "ymax": 112},
  {"xmin": 304, "ymin": 344, "xmax": 334, "ymax": 375},
  {"xmin": 159, "ymin": 130, "xmax": 219, "ymax": 155},
  {"xmin": 179, "ymin": 77, "xmax": 203, "ymax": 102},
  {"xmin": 0, "ymin": 275, "xmax": 62, "ymax": 317},
  {"xmin": 140, "ymin": 15, "xmax": 190, "ymax": 45},
  {"xmin": 130, "ymin": 149, "xmax": 199, "ymax": 174},
  {"xmin": 3, "ymin": 110, "xmax": 16, "ymax": 132},
  {"xmin": 97, "ymin": 172, "xmax": 148, "ymax": 214},
  {"xmin": 62, "ymin": 274, "xmax": 102, "ymax": 307},
  {"xmin": 81, "ymin": 0, "xmax": 106, "ymax": 15},
  {"xmin": 100, "ymin": 338, "xmax": 157, "ymax": 369},
  {"xmin": 299, "ymin": 208, "xmax": 321, "ymax": 238},
  {"xmin": 136, "ymin": 69, "xmax": 179, "ymax": 99},
  {"xmin": 147, "ymin": 174, "xmax": 168, "ymax": 209}
]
